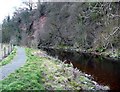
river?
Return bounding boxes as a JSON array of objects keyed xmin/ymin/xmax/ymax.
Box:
[{"xmin": 43, "ymin": 48, "xmax": 120, "ymax": 90}]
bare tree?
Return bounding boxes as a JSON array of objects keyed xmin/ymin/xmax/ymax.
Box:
[{"xmin": 23, "ymin": 0, "xmax": 34, "ymax": 11}]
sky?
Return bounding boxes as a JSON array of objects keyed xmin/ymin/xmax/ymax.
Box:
[
  {"xmin": 0, "ymin": 0, "xmax": 24, "ymax": 23},
  {"xmin": 0, "ymin": 0, "xmax": 118, "ymax": 23},
  {"xmin": 0, "ymin": 0, "xmax": 38, "ymax": 23}
]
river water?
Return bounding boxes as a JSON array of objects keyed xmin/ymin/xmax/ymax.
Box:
[{"xmin": 43, "ymin": 48, "xmax": 120, "ymax": 90}]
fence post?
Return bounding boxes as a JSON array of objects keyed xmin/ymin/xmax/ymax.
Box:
[
  {"xmin": 3, "ymin": 47, "xmax": 6, "ymax": 58},
  {"xmin": 6, "ymin": 47, "xmax": 7, "ymax": 57},
  {"xmin": 10, "ymin": 43, "xmax": 12, "ymax": 52},
  {"xmin": 12, "ymin": 44, "xmax": 13, "ymax": 51},
  {"xmin": 8, "ymin": 45, "xmax": 10, "ymax": 55}
]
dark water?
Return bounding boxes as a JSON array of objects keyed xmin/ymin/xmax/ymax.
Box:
[{"xmin": 43, "ymin": 48, "xmax": 120, "ymax": 90}]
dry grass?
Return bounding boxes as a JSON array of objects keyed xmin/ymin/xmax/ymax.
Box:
[{"xmin": 32, "ymin": 49, "xmax": 110, "ymax": 90}]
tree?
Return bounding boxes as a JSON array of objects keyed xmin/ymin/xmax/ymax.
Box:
[{"xmin": 23, "ymin": 0, "xmax": 34, "ymax": 11}]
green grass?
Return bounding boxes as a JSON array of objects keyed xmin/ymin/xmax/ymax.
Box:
[
  {"xmin": 0, "ymin": 48, "xmax": 17, "ymax": 67},
  {"xmin": 0, "ymin": 48, "xmax": 45, "ymax": 91},
  {"xmin": 0, "ymin": 48, "xmax": 109, "ymax": 91}
]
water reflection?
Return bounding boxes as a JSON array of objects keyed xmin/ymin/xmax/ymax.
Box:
[{"xmin": 43, "ymin": 48, "xmax": 120, "ymax": 90}]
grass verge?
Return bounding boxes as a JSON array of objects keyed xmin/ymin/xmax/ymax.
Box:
[
  {"xmin": 0, "ymin": 48, "xmax": 109, "ymax": 91},
  {"xmin": 0, "ymin": 47, "xmax": 17, "ymax": 67},
  {"xmin": 0, "ymin": 48, "xmax": 45, "ymax": 91}
]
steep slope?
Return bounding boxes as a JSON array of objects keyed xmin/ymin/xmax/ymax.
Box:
[{"xmin": 2, "ymin": 2, "xmax": 120, "ymax": 58}]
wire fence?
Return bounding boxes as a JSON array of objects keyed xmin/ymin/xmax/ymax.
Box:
[{"xmin": 0, "ymin": 43, "xmax": 14, "ymax": 61}]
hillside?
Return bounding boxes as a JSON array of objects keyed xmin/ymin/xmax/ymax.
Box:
[{"xmin": 1, "ymin": 2, "xmax": 120, "ymax": 58}]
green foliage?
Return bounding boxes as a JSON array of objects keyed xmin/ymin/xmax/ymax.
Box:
[
  {"xmin": 2, "ymin": 16, "xmax": 14, "ymax": 43},
  {"xmin": 58, "ymin": 43, "xmax": 70, "ymax": 49},
  {"xmin": 0, "ymin": 47, "xmax": 17, "ymax": 67},
  {"xmin": 20, "ymin": 11, "xmax": 30, "ymax": 23},
  {"xmin": 96, "ymin": 47, "xmax": 105, "ymax": 53},
  {"xmin": 0, "ymin": 48, "xmax": 45, "ymax": 91},
  {"xmin": 88, "ymin": 48, "xmax": 93, "ymax": 52},
  {"xmin": 90, "ymin": 11, "xmax": 100, "ymax": 21}
]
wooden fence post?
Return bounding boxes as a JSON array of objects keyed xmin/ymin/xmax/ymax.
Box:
[
  {"xmin": 10, "ymin": 43, "xmax": 12, "ymax": 52},
  {"xmin": 0, "ymin": 44, "xmax": 14, "ymax": 60},
  {"xmin": 3, "ymin": 47, "xmax": 6, "ymax": 58},
  {"xmin": 8, "ymin": 45, "xmax": 11, "ymax": 55},
  {"xmin": 11, "ymin": 44, "xmax": 13, "ymax": 50},
  {"xmin": 6, "ymin": 46, "xmax": 8, "ymax": 56}
]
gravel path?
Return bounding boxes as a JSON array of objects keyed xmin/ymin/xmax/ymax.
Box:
[{"xmin": 0, "ymin": 47, "xmax": 26, "ymax": 80}]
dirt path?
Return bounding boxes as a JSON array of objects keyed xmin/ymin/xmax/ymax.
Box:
[{"xmin": 0, "ymin": 47, "xmax": 26, "ymax": 80}]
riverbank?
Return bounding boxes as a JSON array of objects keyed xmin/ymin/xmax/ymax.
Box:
[
  {"xmin": 1, "ymin": 48, "xmax": 109, "ymax": 91},
  {"xmin": 32, "ymin": 48, "xmax": 109, "ymax": 90},
  {"xmin": 42, "ymin": 46, "xmax": 120, "ymax": 90},
  {"xmin": 40, "ymin": 46, "xmax": 120, "ymax": 61}
]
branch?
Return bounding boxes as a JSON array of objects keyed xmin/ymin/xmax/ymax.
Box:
[{"xmin": 106, "ymin": 27, "xmax": 120, "ymax": 41}]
